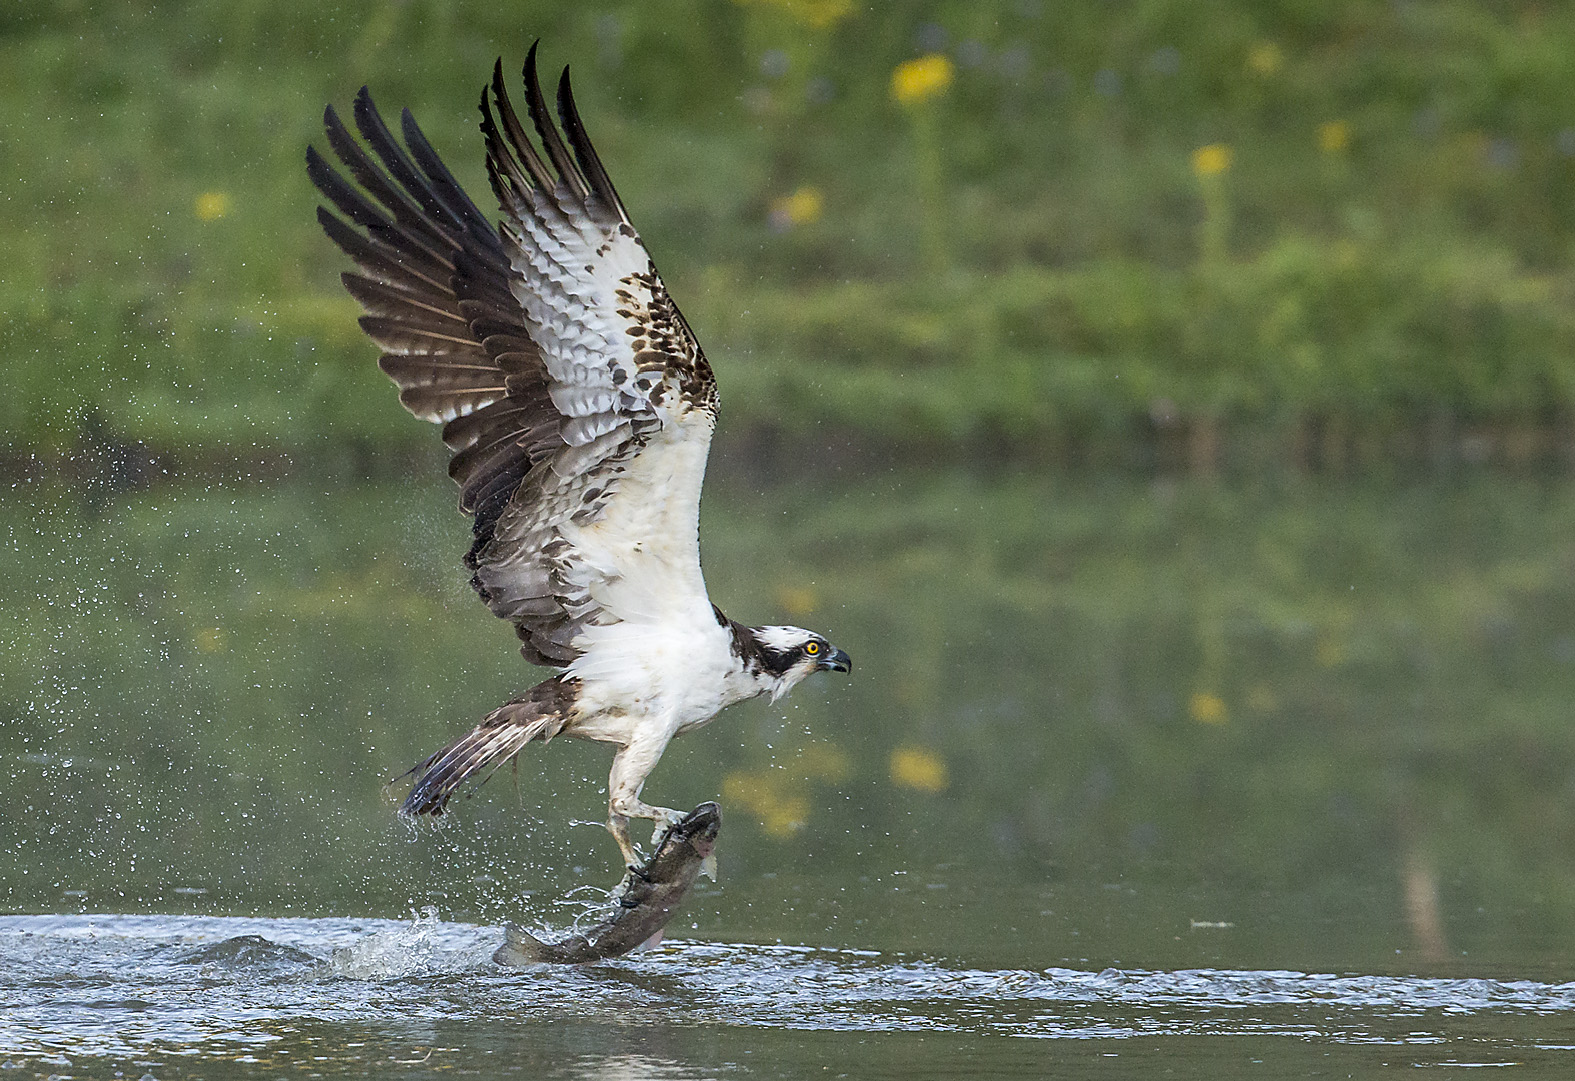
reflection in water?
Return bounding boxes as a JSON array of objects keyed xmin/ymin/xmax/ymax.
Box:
[
  {"xmin": 570, "ymin": 1055, "xmax": 701, "ymax": 1081},
  {"xmin": 6, "ymin": 469, "xmax": 1575, "ymax": 1074},
  {"xmin": 1403, "ymin": 848, "xmax": 1448, "ymax": 964}
]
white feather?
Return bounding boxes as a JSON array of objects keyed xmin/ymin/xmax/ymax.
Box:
[{"xmin": 753, "ymin": 625, "xmax": 816, "ymax": 652}]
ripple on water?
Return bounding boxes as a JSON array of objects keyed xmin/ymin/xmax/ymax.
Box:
[{"xmin": 2, "ymin": 913, "xmax": 1574, "ymax": 1060}]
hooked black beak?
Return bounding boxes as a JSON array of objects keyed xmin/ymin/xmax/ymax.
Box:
[{"xmin": 822, "ymin": 646, "xmax": 852, "ymax": 674}]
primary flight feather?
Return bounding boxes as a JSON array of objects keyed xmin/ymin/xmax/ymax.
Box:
[{"xmin": 307, "ymin": 45, "xmax": 851, "ymax": 866}]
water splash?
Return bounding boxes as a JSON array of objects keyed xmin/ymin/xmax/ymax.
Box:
[
  {"xmin": 3, "ymin": 912, "xmax": 1575, "ymax": 1081},
  {"xmin": 324, "ymin": 906, "xmax": 495, "ymax": 980}
]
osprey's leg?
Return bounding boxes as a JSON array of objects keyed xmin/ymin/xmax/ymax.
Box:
[
  {"xmin": 606, "ymin": 736, "xmax": 684, "ymax": 868},
  {"xmin": 606, "ymin": 813, "xmax": 641, "ymax": 871}
]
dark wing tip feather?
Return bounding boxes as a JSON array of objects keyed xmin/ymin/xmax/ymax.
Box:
[
  {"xmin": 398, "ymin": 105, "xmax": 498, "ymax": 244},
  {"xmin": 522, "ymin": 47, "xmax": 590, "ymax": 201},
  {"xmin": 306, "ymin": 144, "xmax": 394, "ymax": 234},
  {"xmin": 304, "ymin": 140, "xmax": 326, "ymax": 176},
  {"xmin": 486, "ymin": 51, "xmax": 556, "ymax": 199},
  {"xmin": 555, "ymin": 66, "xmax": 628, "ymax": 223},
  {"xmin": 349, "ymin": 86, "xmax": 465, "ymax": 236}
]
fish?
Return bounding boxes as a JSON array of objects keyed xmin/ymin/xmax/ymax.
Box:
[{"xmin": 494, "ymin": 801, "xmax": 721, "ymax": 966}]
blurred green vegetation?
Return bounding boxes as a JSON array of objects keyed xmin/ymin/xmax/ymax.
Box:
[{"xmin": 6, "ymin": 0, "xmax": 1575, "ymax": 463}]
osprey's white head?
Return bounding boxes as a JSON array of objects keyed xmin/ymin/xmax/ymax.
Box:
[{"xmin": 741, "ymin": 624, "xmax": 853, "ymax": 703}]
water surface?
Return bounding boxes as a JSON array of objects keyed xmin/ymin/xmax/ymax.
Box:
[
  {"xmin": 5, "ymin": 912, "xmax": 1575, "ymax": 1078},
  {"xmin": 5, "ymin": 464, "xmax": 1575, "ymax": 1075}
]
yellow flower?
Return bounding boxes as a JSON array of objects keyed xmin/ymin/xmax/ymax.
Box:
[
  {"xmin": 1191, "ymin": 143, "xmax": 1232, "ymax": 178},
  {"xmin": 1189, "ymin": 691, "xmax": 1228, "ymax": 725},
  {"xmin": 194, "ymin": 191, "xmax": 232, "ymax": 221},
  {"xmin": 889, "ymin": 745, "xmax": 948, "ymax": 792},
  {"xmin": 891, "ymin": 54, "xmax": 954, "ymax": 106},
  {"xmin": 1318, "ymin": 120, "xmax": 1350, "ymax": 153},
  {"xmin": 769, "ymin": 187, "xmax": 824, "ymax": 230},
  {"xmin": 1246, "ymin": 41, "xmax": 1283, "ymax": 76},
  {"xmin": 194, "ymin": 627, "xmax": 227, "ymax": 653}
]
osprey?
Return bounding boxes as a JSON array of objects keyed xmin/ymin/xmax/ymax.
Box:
[{"xmin": 306, "ymin": 46, "xmax": 851, "ymax": 867}]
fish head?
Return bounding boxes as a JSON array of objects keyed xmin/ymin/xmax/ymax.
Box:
[{"xmin": 668, "ymin": 801, "xmax": 721, "ymax": 858}]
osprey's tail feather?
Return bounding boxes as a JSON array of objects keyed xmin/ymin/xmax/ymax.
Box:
[{"xmin": 398, "ymin": 677, "xmax": 576, "ymax": 817}]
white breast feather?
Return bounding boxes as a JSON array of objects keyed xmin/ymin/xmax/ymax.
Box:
[{"xmin": 565, "ymin": 410, "xmax": 732, "ymax": 725}]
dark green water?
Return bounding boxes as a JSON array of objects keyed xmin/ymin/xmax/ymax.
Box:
[{"xmin": 5, "ymin": 460, "xmax": 1575, "ymax": 1076}]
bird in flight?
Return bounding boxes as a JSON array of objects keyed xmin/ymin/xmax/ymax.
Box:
[{"xmin": 306, "ymin": 45, "xmax": 851, "ymax": 867}]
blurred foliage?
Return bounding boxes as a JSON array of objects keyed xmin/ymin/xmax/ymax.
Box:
[{"xmin": 5, "ymin": 0, "xmax": 1575, "ymax": 458}]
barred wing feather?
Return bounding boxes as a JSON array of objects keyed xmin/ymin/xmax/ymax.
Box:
[{"xmin": 309, "ymin": 44, "xmax": 718, "ymax": 670}]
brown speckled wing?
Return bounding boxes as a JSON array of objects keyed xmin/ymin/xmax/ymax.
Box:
[{"xmin": 310, "ymin": 46, "xmax": 718, "ymax": 670}]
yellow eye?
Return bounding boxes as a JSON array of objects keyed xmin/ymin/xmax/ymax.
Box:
[{"xmin": 805, "ymin": 642, "xmax": 820, "ymax": 656}]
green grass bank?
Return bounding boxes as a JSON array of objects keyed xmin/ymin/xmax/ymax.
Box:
[{"xmin": 6, "ymin": 0, "xmax": 1575, "ymax": 468}]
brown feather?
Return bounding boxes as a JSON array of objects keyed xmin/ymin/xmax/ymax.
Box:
[
  {"xmin": 399, "ymin": 677, "xmax": 578, "ymax": 816},
  {"xmin": 378, "ymin": 353, "xmax": 501, "ymax": 394},
  {"xmin": 342, "ymin": 273, "xmax": 467, "ymax": 325},
  {"xmin": 309, "ymin": 51, "xmax": 715, "ymax": 677},
  {"xmin": 316, "ymin": 207, "xmax": 454, "ymax": 296},
  {"xmin": 522, "ymin": 47, "xmax": 588, "ymax": 204}
]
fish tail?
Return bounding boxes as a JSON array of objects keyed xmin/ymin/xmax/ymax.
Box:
[
  {"xmin": 494, "ymin": 923, "xmax": 550, "ymax": 966},
  {"xmin": 396, "ymin": 679, "xmax": 572, "ymax": 817}
]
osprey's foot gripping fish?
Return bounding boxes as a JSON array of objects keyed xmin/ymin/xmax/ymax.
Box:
[{"xmin": 494, "ymin": 802, "xmax": 720, "ymax": 966}]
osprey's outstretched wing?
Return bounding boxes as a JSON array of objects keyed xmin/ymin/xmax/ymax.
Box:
[{"xmin": 309, "ymin": 45, "xmax": 719, "ymax": 669}]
